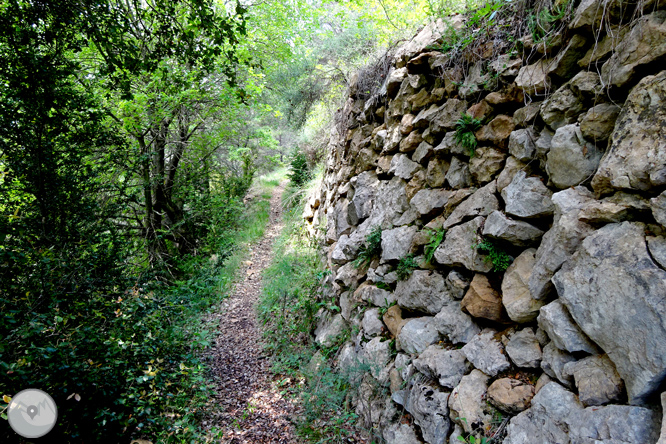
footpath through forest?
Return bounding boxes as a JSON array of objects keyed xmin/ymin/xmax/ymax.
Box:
[{"xmin": 203, "ymin": 182, "xmax": 301, "ymax": 444}]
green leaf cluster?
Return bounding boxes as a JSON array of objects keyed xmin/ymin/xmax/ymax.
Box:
[{"xmin": 455, "ymin": 113, "xmax": 483, "ymax": 157}]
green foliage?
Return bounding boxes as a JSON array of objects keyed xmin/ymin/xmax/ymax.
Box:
[
  {"xmin": 455, "ymin": 113, "xmax": 483, "ymax": 157},
  {"xmin": 528, "ymin": 1, "xmax": 570, "ymax": 43},
  {"xmin": 476, "ymin": 238, "xmax": 513, "ymax": 272},
  {"xmin": 288, "ymin": 151, "xmax": 312, "ymax": 187},
  {"xmin": 424, "ymin": 228, "xmax": 446, "ymax": 264},
  {"xmin": 457, "ymin": 434, "xmax": 489, "ymax": 444},
  {"xmin": 396, "ymin": 254, "xmax": 419, "ymax": 281},
  {"xmin": 354, "ymin": 225, "xmax": 383, "ymax": 268}
]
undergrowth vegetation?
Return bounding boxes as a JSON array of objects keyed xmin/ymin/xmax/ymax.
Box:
[
  {"xmin": 0, "ymin": 173, "xmax": 280, "ymax": 443},
  {"xmin": 259, "ymin": 176, "xmax": 365, "ymax": 442}
]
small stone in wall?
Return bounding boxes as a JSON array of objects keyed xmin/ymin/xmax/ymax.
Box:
[
  {"xmin": 502, "ymin": 171, "xmax": 554, "ymax": 219},
  {"xmin": 469, "ymin": 147, "xmax": 506, "ymax": 185},
  {"xmin": 389, "ymin": 153, "xmax": 421, "ymax": 180},
  {"xmin": 413, "ymin": 141, "xmax": 434, "ymax": 164},
  {"xmin": 513, "ymin": 102, "xmax": 542, "ymax": 127},
  {"xmin": 434, "ymin": 217, "xmax": 493, "ymax": 273},
  {"xmin": 445, "ymin": 156, "xmax": 473, "ymax": 189},
  {"xmin": 461, "ymin": 329, "xmax": 511, "ymax": 377},
  {"xmin": 496, "ymin": 156, "xmax": 531, "ymax": 193},
  {"xmin": 483, "ymin": 211, "xmax": 544, "ymax": 247},
  {"xmin": 397, "ymin": 317, "xmax": 439, "ymax": 354},
  {"xmin": 461, "ymin": 274, "xmax": 506, "ymax": 322},
  {"xmin": 426, "ymin": 157, "xmax": 450, "ymax": 188},
  {"xmin": 448, "ymin": 369, "xmax": 492, "ymax": 434},
  {"xmin": 383, "ymin": 305, "xmax": 408, "ymax": 337},
  {"xmin": 429, "ymin": 98, "xmax": 468, "ymax": 136},
  {"xmin": 474, "ymin": 115, "xmax": 515, "ymax": 149},
  {"xmin": 546, "ymin": 124, "xmax": 602, "ymax": 189},
  {"xmin": 383, "ymin": 423, "xmax": 423, "ymax": 444},
  {"xmin": 515, "ymin": 59, "xmax": 552, "ymax": 94},
  {"xmin": 487, "ymin": 378, "xmax": 535, "ymax": 414},
  {"xmin": 541, "ymin": 342, "xmax": 576, "ymax": 387},
  {"xmin": 362, "ymin": 308, "xmax": 385, "ymax": 338},
  {"xmin": 541, "ymin": 84, "xmax": 584, "ymax": 131},
  {"xmin": 563, "ymin": 354, "xmax": 624, "ymax": 407},
  {"xmin": 508, "ymin": 128, "xmax": 537, "ymax": 162},
  {"xmin": 434, "ymin": 301, "xmax": 480, "ymax": 344},
  {"xmin": 413, "ymin": 345, "xmax": 468, "ymax": 389},
  {"xmin": 399, "ymin": 131, "xmax": 424, "ymax": 153},
  {"xmin": 395, "ymin": 269, "xmax": 451, "ymax": 314},
  {"xmin": 579, "ymin": 103, "xmax": 620, "ymax": 143},
  {"xmin": 381, "ymin": 225, "xmax": 418, "ymax": 262},
  {"xmin": 443, "ymin": 181, "xmax": 499, "ymax": 229},
  {"xmin": 537, "ymin": 300, "xmax": 599, "ymax": 354},
  {"xmin": 406, "ymin": 379, "xmax": 451, "ymax": 444},
  {"xmin": 505, "ymin": 328, "xmax": 542, "ymax": 368}
]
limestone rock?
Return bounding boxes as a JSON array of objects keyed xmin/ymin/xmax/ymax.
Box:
[
  {"xmin": 496, "ymin": 156, "xmax": 530, "ymax": 193},
  {"xmin": 444, "ymin": 271, "xmax": 471, "ymax": 300},
  {"xmin": 332, "ymin": 234, "xmax": 359, "ymax": 264},
  {"xmin": 475, "ymin": 115, "xmax": 515, "ymax": 148},
  {"xmin": 413, "ymin": 141, "xmax": 434, "ymax": 164},
  {"xmin": 351, "ymin": 171, "xmax": 380, "ymax": 222},
  {"xmin": 580, "ymin": 103, "xmax": 621, "ymax": 142},
  {"xmin": 541, "ymin": 85, "xmax": 584, "ymax": 131},
  {"xmin": 553, "ymin": 222, "xmax": 666, "ymax": 404},
  {"xmin": 413, "ymin": 345, "xmax": 468, "ymax": 389},
  {"xmin": 592, "ymin": 70, "xmax": 666, "ymax": 195},
  {"xmin": 461, "ymin": 329, "xmax": 511, "ymax": 377},
  {"xmin": 335, "ymin": 262, "xmax": 363, "ymax": 288},
  {"xmin": 483, "ymin": 211, "xmax": 544, "ymax": 247},
  {"xmin": 568, "ymin": 405, "xmax": 661, "ymax": 443},
  {"xmin": 648, "ymin": 236, "xmax": 666, "ymax": 269},
  {"xmin": 434, "ymin": 217, "xmax": 493, "ymax": 273},
  {"xmin": 397, "ymin": 317, "xmax": 439, "ymax": 354},
  {"xmin": 569, "ymin": 0, "xmax": 624, "ymax": 29},
  {"xmin": 461, "ymin": 274, "xmax": 506, "ymax": 322},
  {"xmin": 426, "ymin": 157, "xmax": 450, "ymax": 188},
  {"xmin": 410, "ymin": 188, "xmax": 471, "ymax": 217},
  {"xmin": 362, "ymin": 308, "xmax": 384, "ymax": 338},
  {"xmin": 445, "ymin": 156, "xmax": 472, "ymax": 189},
  {"xmin": 469, "ymin": 148, "xmax": 506, "ymax": 185},
  {"xmin": 487, "ymin": 378, "xmax": 535, "ymax": 414},
  {"xmin": 356, "ymin": 283, "xmax": 395, "ymax": 307},
  {"xmin": 537, "ymin": 300, "xmax": 599, "ymax": 354},
  {"xmin": 315, "ymin": 313, "xmax": 348, "ymax": 347},
  {"xmin": 336, "ymin": 198, "xmax": 352, "ymax": 237},
  {"xmin": 386, "ymin": 67, "xmax": 408, "ymax": 98},
  {"xmin": 400, "ymin": 131, "xmax": 424, "ymax": 153},
  {"xmin": 406, "ymin": 380, "xmax": 451, "ymax": 444},
  {"xmin": 384, "ymin": 423, "xmax": 424, "ymax": 444},
  {"xmin": 601, "ymin": 12, "xmax": 666, "ymax": 88},
  {"xmin": 448, "ymin": 370, "xmax": 491, "ymax": 434},
  {"xmin": 541, "ymin": 342, "xmax": 576, "ymax": 387},
  {"xmin": 503, "ymin": 382, "xmax": 582, "ymax": 444},
  {"xmin": 546, "ymin": 124, "xmax": 602, "ymax": 189},
  {"xmin": 381, "ymin": 225, "xmax": 418, "ymax": 262},
  {"xmin": 389, "ymin": 153, "xmax": 421, "ymax": 180},
  {"xmin": 434, "ymin": 301, "xmax": 481, "ymax": 345},
  {"xmin": 513, "ymin": 102, "xmax": 542, "ymax": 127},
  {"xmin": 652, "ymin": 191, "xmax": 666, "ymax": 227},
  {"xmin": 529, "ymin": 187, "xmax": 595, "ymax": 300},
  {"xmin": 443, "ymin": 181, "xmax": 499, "ymax": 229},
  {"xmin": 396, "ymin": 270, "xmax": 452, "ymax": 314},
  {"xmin": 405, "ymin": 170, "xmax": 427, "ymax": 201},
  {"xmin": 515, "ymin": 59, "xmax": 551, "ymax": 94},
  {"xmin": 502, "ymin": 171, "xmax": 554, "ymax": 219},
  {"xmin": 564, "ymin": 354, "xmax": 624, "ymax": 407},
  {"xmin": 383, "ymin": 305, "xmax": 408, "ymax": 337},
  {"xmin": 362, "ymin": 337, "xmax": 391, "ymax": 379},
  {"xmin": 433, "ymin": 131, "xmax": 458, "ymax": 155},
  {"xmin": 429, "ymin": 99, "xmax": 468, "ymax": 135},
  {"xmin": 506, "ymin": 328, "xmax": 542, "ymax": 368},
  {"xmin": 508, "ymin": 128, "xmax": 537, "ymax": 162}
]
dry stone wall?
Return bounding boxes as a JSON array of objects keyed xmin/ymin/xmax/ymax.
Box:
[{"xmin": 303, "ymin": 2, "xmax": 666, "ymax": 442}]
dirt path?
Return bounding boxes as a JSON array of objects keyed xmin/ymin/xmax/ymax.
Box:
[{"xmin": 204, "ymin": 182, "xmax": 300, "ymax": 443}]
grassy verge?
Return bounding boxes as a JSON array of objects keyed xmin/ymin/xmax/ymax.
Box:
[{"xmin": 258, "ymin": 174, "xmax": 362, "ymax": 443}]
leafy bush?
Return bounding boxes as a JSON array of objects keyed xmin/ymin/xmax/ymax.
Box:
[
  {"xmin": 455, "ymin": 113, "xmax": 483, "ymax": 157},
  {"xmin": 476, "ymin": 238, "xmax": 513, "ymax": 272},
  {"xmin": 353, "ymin": 225, "xmax": 383, "ymax": 268},
  {"xmin": 396, "ymin": 254, "xmax": 419, "ymax": 281},
  {"xmin": 288, "ymin": 151, "xmax": 312, "ymax": 187}
]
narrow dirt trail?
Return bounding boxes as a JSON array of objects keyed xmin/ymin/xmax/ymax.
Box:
[{"xmin": 205, "ymin": 182, "xmax": 300, "ymax": 444}]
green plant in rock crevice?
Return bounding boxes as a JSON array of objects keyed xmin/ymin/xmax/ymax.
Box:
[
  {"xmin": 396, "ymin": 254, "xmax": 419, "ymax": 281},
  {"xmin": 353, "ymin": 225, "xmax": 383, "ymax": 268},
  {"xmin": 475, "ymin": 238, "xmax": 513, "ymax": 272},
  {"xmin": 455, "ymin": 113, "xmax": 483, "ymax": 157},
  {"xmin": 424, "ymin": 227, "xmax": 446, "ymax": 264}
]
